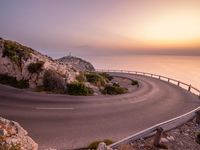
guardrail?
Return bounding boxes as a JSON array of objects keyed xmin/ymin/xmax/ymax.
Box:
[
  {"xmin": 96, "ymin": 69, "xmax": 200, "ymax": 97},
  {"xmin": 96, "ymin": 69, "xmax": 200, "ymax": 149}
]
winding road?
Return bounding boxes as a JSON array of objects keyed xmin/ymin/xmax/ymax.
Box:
[{"xmin": 0, "ymin": 72, "xmax": 199, "ymax": 150}]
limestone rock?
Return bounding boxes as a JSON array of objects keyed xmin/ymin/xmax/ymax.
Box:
[
  {"xmin": 160, "ymin": 138, "xmax": 169, "ymax": 143},
  {"xmin": 0, "ymin": 38, "xmax": 79, "ymax": 89},
  {"xmin": 57, "ymin": 56, "xmax": 95, "ymax": 72},
  {"xmin": 97, "ymin": 142, "xmax": 113, "ymax": 150},
  {"xmin": 0, "ymin": 116, "xmax": 38, "ymax": 150},
  {"xmin": 0, "ymin": 128, "xmax": 7, "ymax": 136}
]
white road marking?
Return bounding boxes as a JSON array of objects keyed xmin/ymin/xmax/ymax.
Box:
[
  {"xmin": 129, "ymin": 98, "xmax": 147, "ymax": 104},
  {"xmin": 36, "ymin": 107, "xmax": 74, "ymax": 110}
]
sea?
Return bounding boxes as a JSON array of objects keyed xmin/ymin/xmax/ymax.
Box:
[{"xmin": 87, "ymin": 55, "xmax": 200, "ymax": 91}]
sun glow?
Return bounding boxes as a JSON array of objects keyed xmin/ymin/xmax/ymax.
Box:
[{"xmin": 136, "ymin": 10, "xmax": 200, "ymax": 49}]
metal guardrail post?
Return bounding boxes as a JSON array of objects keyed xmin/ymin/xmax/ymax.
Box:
[
  {"xmin": 178, "ymin": 81, "xmax": 180, "ymax": 86},
  {"xmin": 188, "ymin": 85, "xmax": 191, "ymax": 91},
  {"xmin": 168, "ymin": 78, "xmax": 170, "ymax": 82},
  {"xmin": 153, "ymin": 127, "xmax": 163, "ymax": 147}
]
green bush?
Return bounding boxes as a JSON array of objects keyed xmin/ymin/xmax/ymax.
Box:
[
  {"xmin": 85, "ymin": 72, "xmax": 106, "ymax": 87},
  {"xmin": 0, "ymin": 74, "xmax": 29, "ymax": 89},
  {"xmin": 101, "ymin": 84, "xmax": 128, "ymax": 95},
  {"xmin": 3, "ymin": 40, "xmax": 33, "ymax": 65},
  {"xmin": 76, "ymin": 72, "xmax": 86, "ymax": 82},
  {"xmin": 131, "ymin": 80, "xmax": 139, "ymax": 86},
  {"xmin": 2, "ymin": 40, "xmax": 33, "ymax": 66},
  {"xmin": 99, "ymin": 72, "xmax": 113, "ymax": 81},
  {"xmin": 43, "ymin": 70, "xmax": 66, "ymax": 93},
  {"xmin": 67, "ymin": 81, "xmax": 93, "ymax": 96},
  {"xmin": 87, "ymin": 139, "xmax": 113, "ymax": 150},
  {"xmin": 27, "ymin": 61, "xmax": 44, "ymax": 73}
]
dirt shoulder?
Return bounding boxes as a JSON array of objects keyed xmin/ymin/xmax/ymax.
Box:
[{"xmin": 119, "ymin": 118, "xmax": 200, "ymax": 150}]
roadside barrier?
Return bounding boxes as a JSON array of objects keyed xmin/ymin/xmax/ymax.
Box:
[{"xmin": 96, "ymin": 69, "xmax": 200, "ymax": 149}]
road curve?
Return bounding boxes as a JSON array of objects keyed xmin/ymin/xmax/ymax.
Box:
[{"xmin": 0, "ymin": 72, "xmax": 199, "ymax": 150}]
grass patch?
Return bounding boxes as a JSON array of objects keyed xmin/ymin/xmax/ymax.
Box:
[
  {"xmin": 27, "ymin": 61, "xmax": 44, "ymax": 74},
  {"xmin": 85, "ymin": 72, "xmax": 107, "ymax": 87},
  {"xmin": 2, "ymin": 40, "xmax": 33, "ymax": 66},
  {"xmin": 131, "ymin": 80, "xmax": 139, "ymax": 86},
  {"xmin": 0, "ymin": 74, "xmax": 29, "ymax": 89},
  {"xmin": 101, "ymin": 84, "xmax": 128, "ymax": 95},
  {"xmin": 99, "ymin": 72, "xmax": 113, "ymax": 81},
  {"xmin": 67, "ymin": 81, "xmax": 93, "ymax": 96},
  {"xmin": 87, "ymin": 139, "xmax": 113, "ymax": 150},
  {"xmin": 76, "ymin": 72, "xmax": 86, "ymax": 82}
]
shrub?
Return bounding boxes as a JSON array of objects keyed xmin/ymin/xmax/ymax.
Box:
[
  {"xmin": 67, "ymin": 81, "xmax": 93, "ymax": 96},
  {"xmin": 76, "ymin": 72, "xmax": 86, "ymax": 82},
  {"xmin": 85, "ymin": 72, "xmax": 106, "ymax": 87},
  {"xmin": 2, "ymin": 40, "xmax": 33, "ymax": 66},
  {"xmin": 27, "ymin": 61, "xmax": 44, "ymax": 74},
  {"xmin": 101, "ymin": 85, "xmax": 128, "ymax": 95},
  {"xmin": 17, "ymin": 79, "xmax": 29, "ymax": 89},
  {"xmin": 87, "ymin": 139, "xmax": 113, "ymax": 150},
  {"xmin": 99, "ymin": 72, "xmax": 113, "ymax": 81},
  {"xmin": 0, "ymin": 74, "xmax": 29, "ymax": 89},
  {"xmin": 43, "ymin": 70, "xmax": 66, "ymax": 93},
  {"xmin": 131, "ymin": 80, "xmax": 139, "ymax": 86}
]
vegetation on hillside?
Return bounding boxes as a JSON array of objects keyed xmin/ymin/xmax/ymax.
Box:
[
  {"xmin": 67, "ymin": 81, "xmax": 93, "ymax": 96},
  {"xmin": 2, "ymin": 40, "xmax": 33, "ymax": 66},
  {"xmin": 99, "ymin": 72, "xmax": 113, "ymax": 81},
  {"xmin": 27, "ymin": 61, "xmax": 44, "ymax": 74},
  {"xmin": 131, "ymin": 79, "xmax": 139, "ymax": 86},
  {"xmin": 0, "ymin": 74, "xmax": 29, "ymax": 89},
  {"xmin": 43, "ymin": 70, "xmax": 66, "ymax": 93},
  {"xmin": 76, "ymin": 72, "xmax": 86, "ymax": 82},
  {"xmin": 85, "ymin": 72, "xmax": 107, "ymax": 87},
  {"xmin": 101, "ymin": 84, "xmax": 128, "ymax": 95}
]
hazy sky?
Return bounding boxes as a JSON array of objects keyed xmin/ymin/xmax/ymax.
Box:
[{"xmin": 0, "ymin": 0, "xmax": 200, "ymax": 58}]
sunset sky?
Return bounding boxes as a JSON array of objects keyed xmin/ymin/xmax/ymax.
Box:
[{"xmin": 0, "ymin": 0, "xmax": 200, "ymax": 57}]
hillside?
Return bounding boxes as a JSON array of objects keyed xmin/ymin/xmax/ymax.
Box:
[
  {"xmin": 0, "ymin": 38, "xmax": 79, "ymax": 89},
  {"xmin": 0, "ymin": 38, "xmax": 138, "ymax": 96}
]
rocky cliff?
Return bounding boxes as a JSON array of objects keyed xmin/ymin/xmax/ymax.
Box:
[
  {"xmin": 0, "ymin": 38, "xmax": 79, "ymax": 88},
  {"xmin": 57, "ymin": 56, "xmax": 95, "ymax": 72},
  {"xmin": 0, "ymin": 117, "xmax": 38, "ymax": 150}
]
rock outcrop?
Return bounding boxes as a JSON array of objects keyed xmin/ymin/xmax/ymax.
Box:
[
  {"xmin": 0, "ymin": 38, "xmax": 79, "ymax": 88},
  {"xmin": 57, "ymin": 56, "xmax": 95, "ymax": 72},
  {"xmin": 0, "ymin": 117, "xmax": 38, "ymax": 150}
]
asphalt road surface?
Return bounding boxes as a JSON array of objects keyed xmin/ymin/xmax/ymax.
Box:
[{"xmin": 0, "ymin": 73, "xmax": 199, "ymax": 150}]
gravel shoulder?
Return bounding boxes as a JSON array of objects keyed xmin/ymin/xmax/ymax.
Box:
[{"xmin": 122, "ymin": 118, "xmax": 200, "ymax": 150}]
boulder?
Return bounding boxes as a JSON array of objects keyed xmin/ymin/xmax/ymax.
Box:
[
  {"xmin": 0, "ymin": 117, "xmax": 38, "ymax": 150},
  {"xmin": 97, "ymin": 142, "xmax": 113, "ymax": 150}
]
